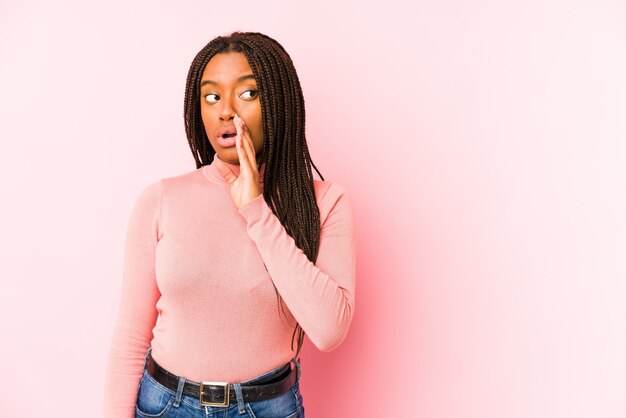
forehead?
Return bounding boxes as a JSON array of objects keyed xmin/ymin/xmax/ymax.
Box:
[{"xmin": 201, "ymin": 52, "xmax": 254, "ymax": 84}]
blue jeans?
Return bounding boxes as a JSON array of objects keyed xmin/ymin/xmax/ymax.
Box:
[{"xmin": 135, "ymin": 348, "xmax": 305, "ymax": 418}]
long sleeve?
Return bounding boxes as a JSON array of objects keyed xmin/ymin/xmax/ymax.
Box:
[
  {"xmin": 104, "ymin": 180, "xmax": 162, "ymax": 418},
  {"xmin": 237, "ymin": 182, "xmax": 357, "ymax": 352}
]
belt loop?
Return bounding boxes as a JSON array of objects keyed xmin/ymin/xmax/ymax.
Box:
[
  {"xmin": 291, "ymin": 356, "xmax": 302, "ymax": 382},
  {"xmin": 143, "ymin": 347, "xmax": 152, "ymax": 370},
  {"xmin": 173, "ymin": 376, "xmax": 186, "ymax": 408},
  {"xmin": 232, "ymin": 382, "xmax": 246, "ymax": 414}
]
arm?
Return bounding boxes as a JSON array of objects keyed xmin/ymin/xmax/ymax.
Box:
[
  {"xmin": 103, "ymin": 181, "xmax": 161, "ymax": 418},
  {"xmin": 237, "ymin": 182, "xmax": 357, "ymax": 352}
]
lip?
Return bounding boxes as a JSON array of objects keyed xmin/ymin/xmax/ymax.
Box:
[
  {"xmin": 217, "ymin": 126, "xmax": 237, "ymax": 138},
  {"xmin": 215, "ymin": 125, "xmax": 238, "ymax": 148},
  {"xmin": 216, "ymin": 135, "xmax": 237, "ymax": 147}
]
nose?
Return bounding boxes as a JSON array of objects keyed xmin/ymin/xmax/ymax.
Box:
[{"xmin": 218, "ymin": 95, "xmax": 236, "ymax": 122}]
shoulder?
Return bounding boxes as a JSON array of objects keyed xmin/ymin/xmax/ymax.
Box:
[
  {"xmin": 136, "ymin": 167, "xmax": 206, "ymax": 202},
  {"xmin": 133, "ymin": 179, "xmax": 162, "ymax": 209},
  {"xmin": 161, "ymin": 167, "xmax": 205, "ymax": 190},
  {"xmin": 131, "ymin": 166, "xmax": 201, "ymax": 208},
  {"xmin": 313, "ymin": 179, "xmax": 355, "ymax": 222},
  {"xmin": 314, "ymin": 179, "xmax": 352, "ymax": 203}
]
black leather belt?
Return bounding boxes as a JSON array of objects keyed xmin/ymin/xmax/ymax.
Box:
[{"xmin": 145, "ymin": 351, "xmax": 298, "ymax": 407}]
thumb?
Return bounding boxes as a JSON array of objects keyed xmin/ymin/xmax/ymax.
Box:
[{"xmin": 214, "ymin": 156, "xmax": 238, "ymax": 185}]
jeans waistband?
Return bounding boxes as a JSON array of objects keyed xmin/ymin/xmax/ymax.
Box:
[{"xmin": 142, "ymin": 347, "xmax": 301, "ymax": 384}]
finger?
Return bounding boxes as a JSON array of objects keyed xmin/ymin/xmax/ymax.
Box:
[
  {"xmin": 238, "ymin": 117, "xmax": 258, "ymax": 173},
  {"xmin": 234, "ymin": 116, "xmax": 250, "ymax": 174},
  {"xmin": 235, "ymin": 132, "xmax": 246, "ymax": 163},
  {"xmin": 234, "ymin": 115, "xmax": 256, "ymax": 175}
]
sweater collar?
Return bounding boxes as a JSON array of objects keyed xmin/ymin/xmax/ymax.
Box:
[{"xmin": 203, "ymin": 152, "xmax": 266, "ymax": 189}]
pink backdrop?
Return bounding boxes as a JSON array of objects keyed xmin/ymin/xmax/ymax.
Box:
[{"xmin": 1, "ymin": 0, "xmax": 625, "ymax": 417}]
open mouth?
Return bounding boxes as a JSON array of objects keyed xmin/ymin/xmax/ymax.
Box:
[{"xmin": 222, "ymin": 133, "xmax": 236, "ymax": 138}]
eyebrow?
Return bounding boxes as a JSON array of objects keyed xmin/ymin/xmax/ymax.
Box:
[{"xmin": 200, "ymin": 74, "xmax": 256, "ymax": 87}]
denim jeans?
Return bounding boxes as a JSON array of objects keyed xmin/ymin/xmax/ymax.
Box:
[{"xmin": 135, "ymin": 348, "xmax": 305, "ymax": 418}]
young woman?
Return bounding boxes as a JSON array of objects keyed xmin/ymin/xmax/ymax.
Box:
[{"xmin": 104, "ymin": 31, "xmax": 357, "ymax": 418}]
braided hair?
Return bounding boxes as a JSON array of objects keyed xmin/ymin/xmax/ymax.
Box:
[{"xmin": 183, "ymin": 32, "xmax": 324, "ymax": 359}]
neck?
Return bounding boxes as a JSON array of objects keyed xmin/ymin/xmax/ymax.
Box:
[{"xmin": 205, "ymin": 152, "xmax": 267, "ymax": 189}]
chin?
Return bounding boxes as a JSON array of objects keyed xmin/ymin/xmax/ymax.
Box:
[{"xmin": 216, "ymin": 150, "xmax": 241, "ymax": 165}]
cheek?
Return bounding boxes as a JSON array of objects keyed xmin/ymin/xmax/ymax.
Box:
[
  {"xmin": 253, "ymin": 122, "xmax": 263, "ymax": 146},
  {"xmin": 200, "ymin": 109, "xmax": 213, "ymax": 136},
  {"xmin": 247, "ymin": 113, "xmax": 263, "ymax": 143}
]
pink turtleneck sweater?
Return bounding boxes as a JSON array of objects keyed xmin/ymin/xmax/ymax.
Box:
[{"xmin": 103, "ymin": 154, "xmax": 357, "ymax": 417}]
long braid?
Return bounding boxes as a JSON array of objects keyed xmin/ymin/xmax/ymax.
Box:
[{"xmin": 183, "ymin": 32, "xmax": 325, "ymax": 359}]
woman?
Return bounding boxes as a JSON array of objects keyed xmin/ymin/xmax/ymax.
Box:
[{"xmin": 104, "ymin": 31, "xmax": 357, "ymax": 418}]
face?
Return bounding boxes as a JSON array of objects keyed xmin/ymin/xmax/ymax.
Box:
[{"xmin": 200, "ymin": 52, "xmax": 264, "ymax": 165}]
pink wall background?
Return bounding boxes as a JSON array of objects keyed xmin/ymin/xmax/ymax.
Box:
[{"xmin": 1, "ymin": 0, "xmax": 625, "ymax": 417}]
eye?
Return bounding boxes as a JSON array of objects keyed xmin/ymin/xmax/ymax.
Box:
[
  {"xmin": 240, "ymin": 89, "xmax": 258, "ymax": 100},
  {"xmin": 204, "ymin": 93, "xmax": 219, "ymax": 104}
]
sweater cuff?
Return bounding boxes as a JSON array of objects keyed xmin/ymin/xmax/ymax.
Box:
[{"xmin": 237, "ymin": 194, "xmax": 267, "ymax": 222}]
